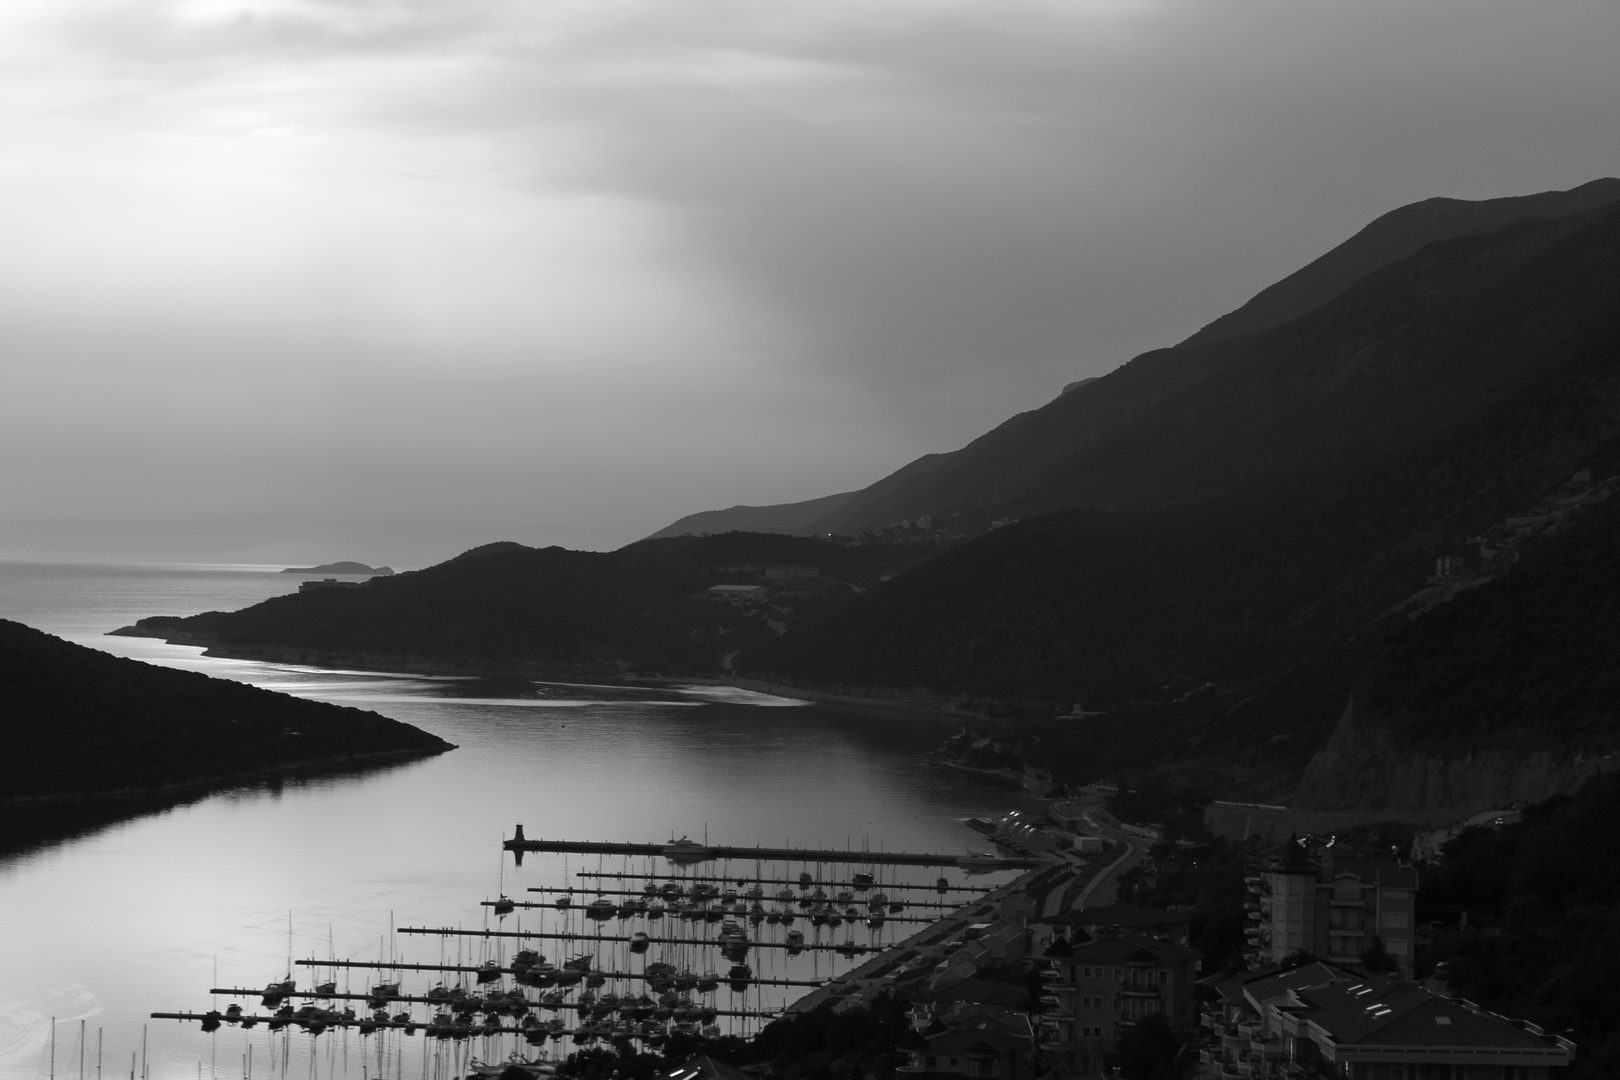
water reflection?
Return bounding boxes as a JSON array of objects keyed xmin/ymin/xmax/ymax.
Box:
[{"xmin": 0, "ymin": 673, "xmax": 1026, "ymax": 1080}]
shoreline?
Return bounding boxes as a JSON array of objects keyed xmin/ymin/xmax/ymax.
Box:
[
  {"xmin": 109, "ymin": 628, "xmax": 992, "ymax": 722},
  {"xmin": 0, "ymin": 745, "xmax": 454, "ymax": 808}
]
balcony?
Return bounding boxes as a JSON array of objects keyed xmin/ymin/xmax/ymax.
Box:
[{"xmin": 1249, "ymin": 1034, "xmax": 1284, "ymax": 1059}]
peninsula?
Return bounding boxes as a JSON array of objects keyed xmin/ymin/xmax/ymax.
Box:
[
  {"xmin": 0, "ymin": 619, "xmax": 454, "ymax": 806},
  {"xmin": 280, "ymin": 561, "xmax": 394, "ymax": 575}
]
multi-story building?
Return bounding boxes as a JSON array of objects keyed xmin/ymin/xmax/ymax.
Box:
[
  {"xmin": 1034, "ymin": 931, "xmax": 1199, "ymax": 1075},
  {"xmin": 1246, "ymin": 840, "xmax": 1419, "ymax": 977},
  {"xmin": 1200, "ymin": 961, "xmax": 1574, "ymax": 1078}
]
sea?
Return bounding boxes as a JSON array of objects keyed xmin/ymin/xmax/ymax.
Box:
[{"xmin": 0, "ymin": 562, "xmax": 1030, "ymax": 1080}]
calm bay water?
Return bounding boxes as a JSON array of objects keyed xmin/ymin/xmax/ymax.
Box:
[{"xmin": 0, "ymin": 563, "xmax": 1026, "ymax": 1080}]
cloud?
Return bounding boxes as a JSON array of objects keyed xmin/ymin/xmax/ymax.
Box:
[{"xmin": 1, "ymin": 0, "xmax": 1617, "ymax": 562}]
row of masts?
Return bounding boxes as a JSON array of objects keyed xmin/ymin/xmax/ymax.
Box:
[
  {"xmin": 571, "ymin": 869, "xmax": 991, "ymax": 893},
  {"xmin": 513, "ymin": 887, "xmax": 969, "ymax": 911},
  {"xmin": 291, "ymin": 961, "xmax": 823, "ymax": 988},
  {"xmin": 154, "ymin": 830, "xmax": 1015, "ymax": 1071}
]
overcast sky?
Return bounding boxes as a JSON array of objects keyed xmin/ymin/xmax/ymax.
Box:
[{"xmin": 2, "ymin": 0, "xmax": 1616, "ymax": 566}]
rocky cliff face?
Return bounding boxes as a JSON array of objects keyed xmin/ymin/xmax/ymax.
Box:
[{"xmin": 1295, "ymin": 698, "xmax": 1619, "ymax": 812}]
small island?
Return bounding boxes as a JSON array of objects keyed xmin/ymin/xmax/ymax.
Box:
[
  {"xmin": 279, "ymin": 561, "xmax": 393, "ymax": 575},
  {"xmin": 1, "ymin": 619, "xmax": 453, "ymax": 806}
]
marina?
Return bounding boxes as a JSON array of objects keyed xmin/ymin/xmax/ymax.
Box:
[
  {"xmin": 148, "ymin": 826, "xmax": 1043, "ymax": 1072},
  {"xmin": 1, "ymin": 561, "xmax": 1040, "ymax": 1080}
]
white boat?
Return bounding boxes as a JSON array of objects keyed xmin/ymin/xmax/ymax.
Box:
[
  {"xmin": 956, "ymin": 850, "xmax": 1005, "ymax": 870},
  {"xmin": 663, "ymin": 836, "xmax": 713, "ymax": 862}
]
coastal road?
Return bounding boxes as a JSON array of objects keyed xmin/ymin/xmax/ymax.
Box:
[{"xmin": 1071, "ymin": 804, "xmax": 1148, "ymax": 909}]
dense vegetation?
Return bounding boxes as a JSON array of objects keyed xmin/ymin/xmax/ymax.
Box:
[
  {"xmin": 1358, "ymin": 487, "xmax": 1620, "ymax": 753},
  {"xmin": 1420, "ymin": 774, "xmax": 1620, "ymax": 1076},
  {"xmin": 0, "ymin": 619, "xmax": 453, "ymax": 805}
]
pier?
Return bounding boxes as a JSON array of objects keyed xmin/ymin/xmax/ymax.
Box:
[
  {"xmin": 150, "ymin": 1011, "xmax": 778, "ymax": 1030},
  {"xmin": 293, "ymin": 961, "xmax": 825, "ymax": 988},
  {"xmin": 497, "ymin": 895, "xmax": 943, "ymax": 921},
  {"xmin": 573, "ymin": 871, "xmax": 992, "ymax": 893},
  {"xmin": 204, "ymin": 990, "xmax": 786, "ymax": 1015},
  {"xmin": 503, "ymin": 826, "xmax": 1039, "ymax": 869},
  {"xmin": 397, "ymin": 927, "xmax": 888, "ymax": 956}
]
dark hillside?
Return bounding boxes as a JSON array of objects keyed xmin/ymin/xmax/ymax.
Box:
[
  {"xmin": 116, "ymin": 534, "xmax": 942, "ymax": 677},
  {"xmin": 642, "ymin": 181, "xmax": 1620, "ymax": 545},
  {"xmin": 743, "ymin": 205, "xmax": 1620, "ymax": 791},
  {"xmin": 808, "ymin": 200, "xmax": 1620, "ymax": 535},
  {"xmin": 643, "ymin": 489, "xmax": 858, "ymax": 540},
  {"xmin": 1294, "ymin": 472, "xmax": 1620, "ymax": 811},
  {"xmin": 0, "ymin": 619, "xmax": 453, "ymax": 805}
]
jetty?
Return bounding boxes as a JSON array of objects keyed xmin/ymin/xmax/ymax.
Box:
[
  {"xmin": 503, "ymin": 825, "xmax": 1039, "ymax": 870},
  {"xmin": 150, "ymin": 1011, "xmax": 778, "ymax": 1031},
  {"xmin": 397, "ymin": 926, "xmax": 889, "ymax": 955},
  {"xmin": 290, "ymin": 962, "xmax": 826, "ymax": 988},
  {"xmin": 203, "ymin": 990, "xmax": 784, "ymax": 1016},
  {"xmin": 497, "ymin": 895, "xmax": 943, "ymax": 921},
  {"xmin": 573, "ymin": 871, "xmax": 993, "ymax": 893}
]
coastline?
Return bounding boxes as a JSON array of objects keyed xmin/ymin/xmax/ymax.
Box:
[
  {"xmin": 0, "ymin": 744, "xmax": 455, "ymax": 808},
  {"xmin": 109, "ymin": 626, "xmax": 990, "ymax": 721}
]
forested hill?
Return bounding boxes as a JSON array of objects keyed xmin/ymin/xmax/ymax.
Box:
[
  {"xmin": 114, "ymin": 534, "xmax": 942, "ymax": 678},
  {"xmin": 739, "ymin": 202, "xmax": 1620, "ymax": 795},
  {"xmin": 1, "ymin": 620, "xmax": 453, "ymax": 804},
  {"xmin": 1295, "ymin": 462, "xmax": 1620, "ymax": 811}
]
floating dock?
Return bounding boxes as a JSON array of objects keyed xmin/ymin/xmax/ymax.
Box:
[
  {"xmin": 204, "ymin": 990, "xmax": 782, "ymax": 1016},
  {"xmin": 292, "ymin": 960, "xmax": 825, "ymax": 988},
  {"xmin": 572, "ymin": 871, "xmax": 992, "ymax": 893},
  {"xmin": 503, "ymin": 826, "xmax": 1040, "ymax": 869},
  {"xmin": 397, "ymin": 926, "xmax": 887, "ymax": 956}
]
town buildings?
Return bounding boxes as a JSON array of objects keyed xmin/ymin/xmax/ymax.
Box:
[
  {"xmin": 1246, "ymin": 841, "xmax": 1419, "ymax": 978},
  {"xmin": 1201, "ymin": 961, "xmax": 1575, "ymax": 1079}
]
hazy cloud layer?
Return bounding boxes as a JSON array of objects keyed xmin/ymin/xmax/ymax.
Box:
[{"xmin": 2, "ymin": 0, "xmax": 1617, "ymax": 565}]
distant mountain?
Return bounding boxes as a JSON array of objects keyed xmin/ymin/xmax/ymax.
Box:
[
  {"xmin": 116, "ymin": 534, "xmax": 943, "ymax": 678},
  {"xmin": 645, "ymin": 490, "xmax": 858, "ymax": 540},
  {"xmin": 1, "ymin": 619, "xmax": 452, "ymax": 804},
  {"xmin": 644, "ymin": 179, "xmax": 1620, "ymax": 542},
  {"xmin": 740, "ymin": 200, "xmax": 1620, "ymax": 795},
  {"xmin": 281, "ymin": 561, "xmax": 394, "ymax": 575}
]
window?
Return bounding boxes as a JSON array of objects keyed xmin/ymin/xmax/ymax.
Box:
[
  {"xmin": 1383, "ymin": 911, "xmax": 1410, "ymax": 929},
  {"xmin": 1114, "ymin": 967, "xmax": 1123, "ymax": 981},
  {"xmin": 1160, "ymin": 969, "xmax": 1170, "ymax": 985}
]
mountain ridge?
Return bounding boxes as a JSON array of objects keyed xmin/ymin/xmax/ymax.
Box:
[{"xmin": 644, "ymin": 178, "xmax": 1620, "ymax": 542}]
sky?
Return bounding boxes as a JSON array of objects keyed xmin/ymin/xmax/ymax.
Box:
[{"xmin": 2, "ymin": 0, "xmax": 1617, "ymax": 567}]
